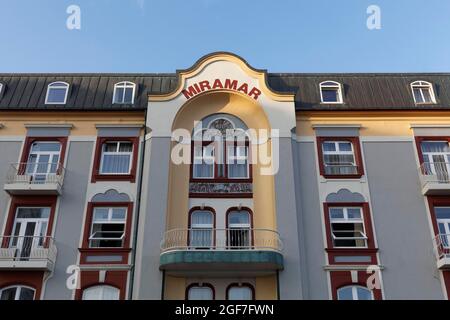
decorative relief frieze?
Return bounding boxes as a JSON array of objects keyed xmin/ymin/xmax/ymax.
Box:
[{"xmin": 189, "ymin": 182, "xmax": 252, "ymax": 194}]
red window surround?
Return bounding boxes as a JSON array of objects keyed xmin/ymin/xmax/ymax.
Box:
[
  {"xmin": 225, "ymin": 283, "xmax": 255, "ymax": 300},
  {"xmin": 79, "ymin": 202, "xmax": 133, "ymax": 265},
  {"xmin": 185, "ymin": 283, "xmax": 216, "ymax": 300},
  {"xmin": 189, "ymin": 140, "xmax": 253, "ymax": 183},
  {"xmin": 75, "ymin": 270, "xmax": 128, "ymax": 300},
  {"xmin": 330, "ymin": 271, "xmax": 382, "ymax": 300},
  {"xmin": 91, "ymin": 137, "xmax": 139, "ymax": 183},
  {"xmin": 0, "ymin": 271, "xmax": 44, "ymax": 300},
  {"xmin": 323, "ymin": 202, "xmax": 378, "ymax": 265},
  {"xmin": 316, "ymin": 136, "xmax": 364, "ymax": 179},
  {"xmin": 2, "ymin": 196, "xmax": 57, "ymax": 240},
  {"xmin": 415, "ymin": 136, "xmax": 450, "ymax": 164},
  {"xmin": 20, "ymin": 136, "xmax": 68, "ymax": 170}
]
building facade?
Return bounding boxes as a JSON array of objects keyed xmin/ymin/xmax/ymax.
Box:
[{"xmin": 0, "ymin": 52, "xmax": 449, "ymax": 300}]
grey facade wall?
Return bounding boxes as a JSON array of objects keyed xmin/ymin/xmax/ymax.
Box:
[
  {"xmin": 133, "ymin": 137, "xmax": 171, "ymax": 299},
  {"xmin": 363, "ymin": 141, "xmax": 444, "ymax": 299},
  {"xmin": 44, "ymin": 141, "xmax": 93, "ymax": 299},
  {"xmin": 294, "ymin": 141, "xmax": 329, "ymax": 299},
  {"xmin": 0, "ymin": 141, "xmax": 22, "ymax": 232}
]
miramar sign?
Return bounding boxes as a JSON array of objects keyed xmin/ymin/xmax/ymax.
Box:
[{"xmin": 182, "ymin": 79, "xmax": 262, "ymax": 101}]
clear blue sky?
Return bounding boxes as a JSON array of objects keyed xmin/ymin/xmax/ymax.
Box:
[{"xmin": 1, "ymin": 0, "xmax": 449, "ymax": 73}]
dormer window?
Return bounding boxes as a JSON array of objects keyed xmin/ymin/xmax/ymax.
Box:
[
  {"xmin": 113, "ymin": 81, "xmax": 136, "ymax": 104},
  {"xmin": 411, "ymin": 81, "xmax": 436, "ymax": 104},
  {"xmin": 0, "ymin": 83, "xmax": 4, "ymax": 98},
  {"xmin": 45, "ymin": 82, "xmax": 69, "ymax": 105},
  {"xmin": 320, "ymin": 81, "xmax": 343, "ymax": 104}
]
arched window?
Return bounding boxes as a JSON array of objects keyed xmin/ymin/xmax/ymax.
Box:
[
  {"xmin": 320, "ymin": 81, "xmax": 343, "ymax": 103},
  {"xmin": 227, "ymin": 209, "xmax": 251, "ymax": 249},
  {"xmin": 113, "ymin": 81, "xmax": 136, "ymax": 104},
  {"xmin": 45, "ymin": 82, "xmax": 69, "ymax": 104},
  {"xmin": 0, "ymin": 285, "xmax": 35, "ymax": 300},
  {"xmin": 192, "ymin": 115, "xmax": 250, "ymax": 180},
  {"xmin": 82, "ymin": 285, "xmax": 120, "ymax": 300},
  {"xmin": 189, "ymin": 209, "xmax": 214, "ymax": 248},
  {"xmin": 337, "ymin": 285, "xmax": 373, "ymax": 300},
  {"xmin": 187, "ymin": 284, "xmax": 214, "ymax": 300},
  {"xmin": 227, "ymin": 284, "xmax": 254, "ymax": 300},
  {"xmin": 411, "ymin": 81, "xmax": 436, "ymax": 104}
]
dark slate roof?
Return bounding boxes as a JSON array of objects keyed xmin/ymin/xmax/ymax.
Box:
[
  {"xmin": 0, "ymin": 74, "xmax": 177, "ymax": 111},
  {"xmin": 267, "ymin": 73, "xmax": 450, "ymax": 111},
  {"xmin": 0, "ymin": 73, "xmax": 450, "ymax": 111}
]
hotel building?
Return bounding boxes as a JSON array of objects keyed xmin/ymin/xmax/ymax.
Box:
[{"xmin": 0, "ymin": 52, "xmax": 449, "ymax": 300}]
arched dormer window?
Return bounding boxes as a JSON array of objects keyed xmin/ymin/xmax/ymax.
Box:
[
  {"xmin": 411, "ymin": 81, "xmax": 436, "ymax": 104},
  {"xmin": 113, "ymin": 81, "xmax": 136, "ymax": 104},
  {"xmin": 191, "ymin": 114, "xmax": 250, "ymax": 180},
  {"xmin": 320, "ymin": 81, "xmax": 343, "ymax": 104},
  {"xmin": 45, "ymin": 81, "xmax": 69, "ymax": 105}
]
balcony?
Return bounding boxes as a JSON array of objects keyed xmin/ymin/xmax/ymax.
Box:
[
  {"xmin": 4, "ymin": 162, "xmax": 65, "ymax": 195},
  {"xmin": 418, "ymin": 162, "xmax": 450, "ymax": 195},
  {"xmin": 0, "ymin": 236, "xmax": 57, "ymax": 271},
  {"xmin": 160, "ymin": 228, "xmax": 283, "ymax": 276},
  {"xmin": 433, "ymin": 234, "xmax": 450, "ymax": 269}
]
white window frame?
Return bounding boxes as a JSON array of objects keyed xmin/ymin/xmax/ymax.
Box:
[
  {"xmin": 190, "ymin": 210, "xmax": 214, "ymax": 248},
  {"xmin": 45, "ymin": 81, "xmax": 69, "ymax": 105},
  {"xmin": 421, "ymin": 141, "xmax": 450, "ymax": 175},
  {"xmin": 187, "ymin": 286, "xmax": 214, "ymax": 300},
  {"xmin": 26, "ymin": 141, "xmax": 62, "ymax": 179},
  {"xmin": 322, "ymin": 141, "xmax": 356, "ymax": 166},
  {"xmin": 329, "ymin": 207, "xmax": 368, "ymax": 248},
  {"xmin": 99, "ymin": 141, "xmax": 133, "ymax": 175},
  {"xmin": 113, "ymin": 81, "xmax": 136, "ymax": 104},
  {"xmin": 0, "ymin": 285, "xmax": 35, "ymax": 300},
  {"xmin": 320, "ymin": 81, "xmax": 343, "ymax": 104},
  {"xmin": 337, "ymin": 285, "xmax": 373, "ymax": 300},
  {"xmin": 411, "ymin": 81, "xmax": 436, "ymax": 104},
  {"xmin": 82, "ymin": 285, "xmax": 120, "ymax": 300},
  {"xmin": 192, "ymin": 143, "xmax": 215, "ymax": 179},
  {"xmin": 89, "ymin": 207, "xmax": 127, "ymax": 248},
  {"xmin": 227, "ymin": 144, "xmax": 250, "ymax": 179}
]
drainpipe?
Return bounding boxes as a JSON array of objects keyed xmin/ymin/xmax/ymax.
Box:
[{"xmin": 128, "ymin": 108, "xmax": 148, "ymax": 300}]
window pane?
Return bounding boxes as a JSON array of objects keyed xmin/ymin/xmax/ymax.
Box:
[
  {"xmin": 118, "ymin": 142, "xmax": 133, "ymax": 152},
  {"xmin": 101, "ymin": 154, "xmax": 131, "ymax": 174},
  {"xmin": 191, "ymin": 211, "xmax": 213, "ymax": 226},
  {"xmin": 422, "ymin": 88, "xmax": 432, "ymax": 102},
  {"xmin": 436, "ymin": 207, "xmax": 450, "ymax": 220},
  {"xmin": 413, "ymin": 88, "xmax": 424, "ymax": 103},
  {"xmin": 93, "ymin": 208, "xmax": 109, "ymax": 221},
  {"xmin": 228, "ymin": 287, "xmax": 252, "ymax": 300},
  {"xmin": 104, "ymin": 142, "xmax": 118, "ymax": 152},
  {"xmin": 421, "ymin": 141, "xmax": 450, "ymax": 153},
  {"xmin": 31, "ymin": 142, "xmax": 61, "ymax": 152},
  {"xmin": 228, "ymin": 212, "xmax": 250, "ymax": 225},
  {"xmin": 337, "ymin": 287, "xmax": 353, "ymax": 300},
  {"xmin": 329, "ymin": 208, "xmax": 344, "ymax": 219},
  {"xmin": 347, "ymin": 208, "xmax": 362, "ymax": 219},
  {"xmin": 19, "ymin": 288, "xmax": 35, "ymax": 300},
  {"xmin": 338, "ymin": 142, "xmax": 352, "ymax": 152},
  {"xmin": 123, "ymin": 88, "xmax": 133, "ymax": 103},
  {"xmin": 16, "ymin": 207, "xmax": 50, "ymax": 219},
  {"xmin": 357, "ymin": 287, "xmax": 373, "ymax": 300},
  {"xmin": 83, "ymin": 286, "xmax": 119, "ymax": 300},
  {"xmin": 0, "ymin": 287, "xmax": 17, "ymax": 300},
  {"xmin": 47, "ymin": 88, "xmax": 67, "ymax": 103},
  {"xmin": 322, "ymin": 142, "xmax": 336, "ymax": 152},
  {"xmin": 111, "ymin": 208, "xmax": 126, "ymax": 220},
  {"xmin": 188, "ymin": 287, "xmax": 213, "ymax": 300},
  {"xmin": 322, "ymin": 89, "xmax": 338, "ymax": 102},
  {"xmin": 114, "ymin": 88, "xmax": 124, "ymax": 103}
]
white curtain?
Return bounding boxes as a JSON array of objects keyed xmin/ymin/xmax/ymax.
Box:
[
  {"xmin": 190, "ymin": 211, "xmax": 213, "ymax": 248},
  {"xmin": 82, "ymin": 285, "xmax": 120, "ymax": 300},
  {"xmin": 228, "ymin": 287, "xmax": 252, "ymax": 300}
]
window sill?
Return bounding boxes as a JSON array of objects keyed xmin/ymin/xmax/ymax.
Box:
[
  {"xmin": 78, "ymin": 248, "xmax": 132, "ymax": 265},
  {"xmin": 322, "ymin": 174, "xmax": 363, "ymax": 179},
  {"xmin": 91, "ymin": 174, "xmax": 136, "ymax": 183}
]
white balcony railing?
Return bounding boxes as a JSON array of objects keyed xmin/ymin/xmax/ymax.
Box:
[
  {"xmin": 0, "ymin": 236, "xmax": 57, "ymax": 270},
  {"xmin": 161, "ymin": 228, "xmax": 282, "ymax": 253},
  {"xmin": 418, "ymin": 162, "xmax": 450, "ymax": 195},
  {"xmin": 4, "ymin": 163, "xmax": 65, "ymax": 195},
  {"xmin": 420, "ymin": 162, "xmax": 450, "ymax": 183}
]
